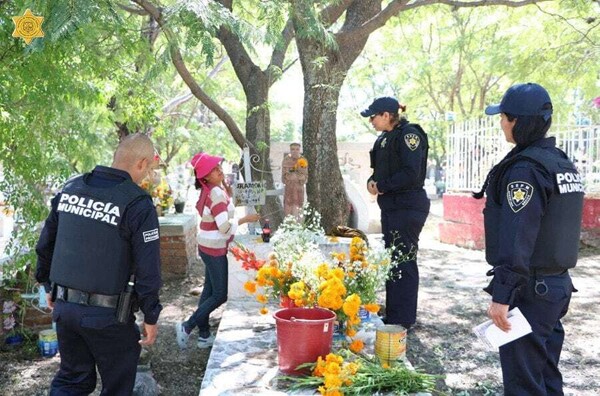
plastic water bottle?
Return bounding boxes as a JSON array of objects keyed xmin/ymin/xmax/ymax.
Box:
[
  {"xmin": 370, "ymin": 315, "xmax": 385, "ymax": 328},
  {"xmin": 38, "ymin": 286, "xmax": 48, "ymax": 308}
]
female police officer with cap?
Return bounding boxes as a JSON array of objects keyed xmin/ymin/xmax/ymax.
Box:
[
  {"xmin": 475, "ymin": 83, "xmax": 583, "ymax": 395},
  {"xmin": 362, "ymin": 96, "xmax": 430, "ymax": 330}
]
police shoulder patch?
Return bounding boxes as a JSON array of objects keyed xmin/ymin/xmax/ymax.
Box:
[
  {"xmin": 404, "ymin": 133, "xmax": 420, "ymax": 151},
  {"xmin": 143, "ymin": 228, "xmax": 159, "ymax": 243},
  {"xmin": 506, "ymin": 181, "xmax": 534, "ymax": 213}
]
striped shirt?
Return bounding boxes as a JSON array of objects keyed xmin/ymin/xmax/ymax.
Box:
[{"xmin": 198, "ymin": 186, "xmax": 238, "ymax": 256}]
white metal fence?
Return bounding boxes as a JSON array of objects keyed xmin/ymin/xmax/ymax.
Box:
[{"xmin": 446, "ymin": 119, "xmax": 600, "ymax": 194}]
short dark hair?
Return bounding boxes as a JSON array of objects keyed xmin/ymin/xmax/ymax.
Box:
[{"xmin": 505, "ymin": 103, "xmax": 553, "ymax": 146}]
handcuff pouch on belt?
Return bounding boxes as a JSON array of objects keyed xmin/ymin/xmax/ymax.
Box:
[{"xmin": 534, "ymin": 279, "xmax": 549, "ymax": 296}]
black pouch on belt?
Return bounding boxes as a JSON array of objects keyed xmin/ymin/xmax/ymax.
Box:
[{"xmin": 116, "ymin": 275, "xmax": 135, "ymax": 324}]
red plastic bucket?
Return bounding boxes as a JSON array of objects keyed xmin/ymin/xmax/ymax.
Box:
[{"xmin": 273, "ymin": 307, "xmax": 336, "ymax": 375}]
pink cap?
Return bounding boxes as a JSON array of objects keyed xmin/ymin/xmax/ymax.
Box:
[{"xmin": 190, "ymin": 152, "xmax": 223, "ymax": 180}]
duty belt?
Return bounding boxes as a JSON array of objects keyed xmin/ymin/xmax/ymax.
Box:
[
  {"xmin": 56, "ymin": 285, "xmax": 119, "ymax": 309},
  {"xmin": 532, "ymin": 268, "xmax": 568, "ymax": 276},
  {"xmin": 532, "ymin": 269, "xmax": 568, "ymax": 297}
]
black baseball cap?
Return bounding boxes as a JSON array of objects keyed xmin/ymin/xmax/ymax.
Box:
[
  {"xmin": 360, "ymin": 97, "xmax": 400, "ymax": 117},
  {"xmin": 485, "ymin": 83, "xmax": 553, "ymax": 120}
]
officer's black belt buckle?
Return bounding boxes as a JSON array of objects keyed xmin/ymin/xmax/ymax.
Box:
[
  {"xmin": 76, "ymin": 290, "xmax": 91, "ymax": 305},
  {"xmin": 535, "ymin": 279, "xmax": 549, "ymax": 296},
  {"xmin": 56, "ymin": 285, "xmax": 66, "ymax": 301}
]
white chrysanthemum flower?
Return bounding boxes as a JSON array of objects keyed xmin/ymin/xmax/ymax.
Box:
[{"xmin": 292, "ymin": 250, "xmax": 331, "ymax": 290}]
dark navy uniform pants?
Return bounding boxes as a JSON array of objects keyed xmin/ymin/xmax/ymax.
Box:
[
  {"xmin": 381, "ymin": 207, "xmax": 429, "ymax": 327},
  {"xmin": 500, "ymin": 272, "xmax": 573, "ymax": 396},
  {"xmin": 51, "ymin": 300, "xmax": 140, "ymax": 395}
]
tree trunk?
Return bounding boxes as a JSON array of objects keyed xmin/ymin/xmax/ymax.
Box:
[
  {"xmin": 300, "ymin": 61, "xmax": 349, "ymax": 231},
  {"xmin": 244, "ymin": 73, "xmax": 283, "ymax": 227},
  {"xmin": 294, "ymin": 38, "xmax": 365, "ymax": 231},
  {"xmin": 292, "ymin": 1, "xmax": 377, "ymax": 231}
]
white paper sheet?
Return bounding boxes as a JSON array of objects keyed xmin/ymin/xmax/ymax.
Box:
[{"xmin": 473, "ymin": 307, "xmax": 532, "ymax": 350}]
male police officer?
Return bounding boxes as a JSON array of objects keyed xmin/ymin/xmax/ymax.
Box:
[
  {"xmin": 36, "ymin": 133, "xmax": 162, "ymax": 395},
  {"xmin": 476, "ymin": 83, "xmax": 583, "ymax": 395}
]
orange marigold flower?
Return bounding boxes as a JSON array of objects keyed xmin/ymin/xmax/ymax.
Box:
[
  {"xmin": 323, "ymin": 374, "xmax": 343, "ymax": 389},
  {"xmin": 256, "ymin": 294, "xmax": 268, "ymax": 304},
  {"xmin": 325, "ymin": 353, "xmax": 343, "ymax": 364},
  {"xmin": 363, "ymin": 303, "xmax": 380, "ymax": 313},
  {"xmin": 297, "ymin": 157, "xmax": 308, "ymax": 167},
  {"xmin": 243, "ymin": 281, "xmax": 257, "ymax": 294},
  {"xmin": 331, "ymin": 268, "xmax": 345, "ymax": 280},
  {"xmin": 346, "ymin": 362, "xmax": 360, "ymax": 375},
  {"xmin": 345, "ymin": 327, "xmax": 357, "ymax": 337},
  {"xmin": 259, "ymin": 307, "xmax": 268, "ymax": 315},
  {"xmin": 349, "ymin": 339, "xmax": 364, "ymax": 353},
  {"xmin": 317, "ymin": 263, "xmax": 330, "ymax": 278}
]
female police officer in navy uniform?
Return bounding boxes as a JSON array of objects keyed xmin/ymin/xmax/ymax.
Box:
[
  {"xmin": 475, "ymin": 83, "xmax": 583, "ymax": 395},
  {"xmin": 362, "ymin": 97, "xmax": 430, "ymax": 329}
]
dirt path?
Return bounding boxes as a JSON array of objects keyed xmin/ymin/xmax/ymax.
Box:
[
  {"xmin": 1, "ymin": 199, "xmax": 599, "ymax": 395},
  {"xmin": 409, "ymin": 201, "xmax": 600, "ymax": 396}
]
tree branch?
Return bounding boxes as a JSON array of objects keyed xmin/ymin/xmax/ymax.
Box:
[
  {"xmin": 269, "ymin": 18, "xmax": 295, "ymax": 74},
  {"xmin": 214, "ymin": 1, "xmax": 294, "ymax": 88},
  {"xmin": 321, "ymin": 0, "xmax": 354, "ymax": 27},
  {"xmin": 405, "ymin": 0, "xmax": 553, "ymax": 8},
  {"xmin": 117, "ymin": 3, "xmax": 149, "ymax": 16},
  {"xmin": 162, "ymin": 56, "xmax": 229, "ymax": 114},
  {"xmin": 215, "ymin": 0, "xmax": 257, "ymax": 86},
  {"xmin": 132, "ymin": 0, "xmax": 250, "ymax": 150},
  {"xmin": 338, "ymin": 0, "xmax": 553, "ymax": 41},
  {"xmin": 533, "ymin": 2, "xmax": 598, "ymax": 45}
]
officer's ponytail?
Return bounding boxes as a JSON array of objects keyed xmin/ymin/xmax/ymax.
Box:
[{"xmin": 389, "ymin": 104, "xmax": 408, "ymax": 126}]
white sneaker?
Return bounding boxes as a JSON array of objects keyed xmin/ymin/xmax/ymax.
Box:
[
  {"xmin": 197, "ymin": 333, "xmax": 216, "ymax": 349},
  {"xmin": 175, "ymin": 321, "xmax": 190, "ymax": 349}
]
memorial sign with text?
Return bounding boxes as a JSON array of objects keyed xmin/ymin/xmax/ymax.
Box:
[{"xmin": 235, "ymin": 181, "xmax": 266, "ymax": 206}]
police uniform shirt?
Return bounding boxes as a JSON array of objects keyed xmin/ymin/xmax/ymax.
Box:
[
  {"xmin": 373, "ymin": 119, "xmax": 427, "ymax": 194},
  {"xmin": 485, "ymin": 138, "xmax": 580, "ymax": 306},
  {"xmin": 35, "ymin": 166, "xmax": 163, "ymax": 325}
]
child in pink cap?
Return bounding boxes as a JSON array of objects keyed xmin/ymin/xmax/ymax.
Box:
[{"xmin": 175, "ymin": 152, "xmax": 259, "ymax": 349}]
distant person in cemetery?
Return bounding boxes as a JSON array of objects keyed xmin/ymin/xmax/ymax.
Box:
[
  {"xmin": 281, "ymin": 142, "xmax": 308, "ymax": 218},
  {"xmin": 35, "ymin": 133, "xmax": 163, "ymax": 395},
  {"xmin": 175, "ymin": 152, "xmax": 260, "ymax": 349},
  {"xmin": 362, "ymin": 96, "xmax": 430, "ymax": 330},
  {"xmin": 475, "ymin": 83, "xmax": 583, "ymax": 395}
]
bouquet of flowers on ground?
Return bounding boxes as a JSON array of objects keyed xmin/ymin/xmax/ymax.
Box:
[{"xmin": 283, "ymin": 349, "xmax": 437, "ymax": 396}]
